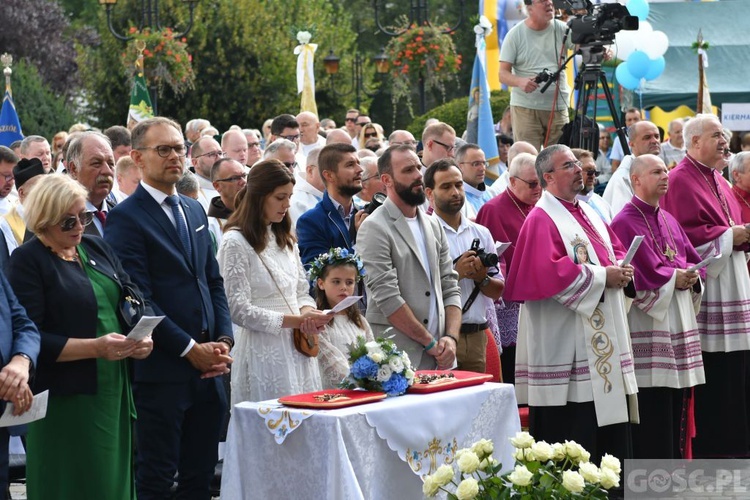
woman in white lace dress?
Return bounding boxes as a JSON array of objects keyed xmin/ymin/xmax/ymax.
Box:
[
  {"xmin": 217, "ymin": 160, "xmax": 332, "ymax": 403},
  {"xmin": 309, "ymin": 248, "xmax": 374, "ymax": 388}
]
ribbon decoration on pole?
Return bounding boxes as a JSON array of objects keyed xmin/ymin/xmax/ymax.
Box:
[
  {"xmin": 0, "ymin": 53, "xmax": 23, "ymax": 147},
  {"xmin": 694, "ymin": 30, "xmax": 713, "ymax": 115},
  {"xmin": 294, "ymin": 31, "xmax": 318, "ymax": 116},
  {"xmin": 128, "ymin": 40, "xmax": 154, "ymax": 127}
]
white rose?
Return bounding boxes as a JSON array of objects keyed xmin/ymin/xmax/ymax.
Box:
[
  {"xmin": 513, "ymin": 448, "xmax": 525, "ymax": 461},
  {"xmin": 401, "ymin": 351, "xmax": 412, "ymax": 366},
  {"xmin": 457, "ymin": 451, "xmax": 481, "ymax": 474},
  {"xmin": 600, "ymin": 454, "xmax": 621, "ymax": 475},
  {"xmin": 455, "ymin": 478, "xmax": 479, "ymax": 500},
  {"xmin": 404, "ymin": 368, "xmax": 415, "ymax": 381},
  {"xmin": 508, "ymin": 464, "xmax": 533, "ymax": 487},
  {"xmin": 388, "ymin": 356, "xmax": 404, "ymax": 373},
  {"xmin": 479, "ymin": 456, "xmax": 496, "ymax": 471},
  {"xmin": 530, "ymin": 441, "xmax": 553, "ymax": 462},
  {"xmin": 433, "ymin": 464, "xmax": 455, "ymax": 487},
  {"xmin": 578, "ymin": 462, "xmax": 601, "ymax": 484},
  {"xmin": 470, "ymin": 439, "xmax": 494, "ymax": 458},
  {"xmin": 564, "ymin": 440, "xmax": 583, "ymax": 461},
  {"xmin": 552, "ymin": 443, "xmax": 566, "ymax": 461},
  {"xmin": 369, "ymin": 352, "xmax": 384, "ymax": 363},
  {"xmin": 376, "ymin": 365, "xmax": 392, "ymax": 382},
  {"xmin": 600, "ymin": 467, "xmax": 620, "ymax": 489},
  {"xmin": 580, "ymin": 448, "xmax": 591, "ymax": 463},
  {"xmin": 562, "ymin": 470, "xmax": 585, "ymax": 493},
  {"xmin": 296, "ymin": 31, "xmax": 312, "ymax": 44},
  {"xmin": 422, "ymin": 475, "xmax": 439, "ymax": 497},
  {"xmin": 510, "ymin": 431, "xmax": 535, "ymax": 449}
]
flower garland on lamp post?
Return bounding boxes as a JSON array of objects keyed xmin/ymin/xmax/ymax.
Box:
[
  {"xmin": 374, "ymin": 0, "xmax": 465, "ymax": 115},
  {"xmin": 98, "ymin": 0, "xmax": 200, "ymax": 115},
  {"xmin": 385, "ymin": 24, "xmax": 462, "ymax": 118}
]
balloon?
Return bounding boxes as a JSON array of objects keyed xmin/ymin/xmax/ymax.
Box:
[
  {"xmin": 627, "ymin": 0, "xmax": 650, "ymax": 21},
  {"xmin": 615, "ymin": 30, "xmax": 638, "ymax": 60},
  {"xmin": 616, "ymin": 62, "xmax": 641, "ymax": 90},
  {"xmin": 638, "ymin": 21, "xmax": 653, "ymax": 35},
  {"xmin": 642, "ymin": 31, "xmax": 670, "ymax": 59},
  {"xmin": 644, "ymin": 56, "xmax": 665, "ymax": 81},
  {"xmin": 627, "ymin": 50, "xmax": 651, "ymax": 79}
]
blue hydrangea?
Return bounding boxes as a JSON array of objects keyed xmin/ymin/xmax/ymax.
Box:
[
  {"xmin": 340, "ymin": 248, "xmax": 349, "ymax": 258},
  {"xmin": 382, "ymin": 373, "xmax": 409, "ymax": 396},
  {"xmin": 351, "ymin": 356, "xmax": 379, "ymax": 379}
]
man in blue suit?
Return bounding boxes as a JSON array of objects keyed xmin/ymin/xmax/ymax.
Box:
[
  {"xmin": 105, "ymin": 117, "xmax": 233, "ymax": 499},
  {"xmin": 297, "ymin": 143, "xmax": 367, "ymax": 267},
  {"xmin": 0, "ymin": 273, "xmax": 39, "ymax": 497}
]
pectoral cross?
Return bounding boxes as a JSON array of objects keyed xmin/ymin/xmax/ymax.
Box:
[{"xmin": 663, "ymin": 246, "xmax": 676, "ymax": 262}]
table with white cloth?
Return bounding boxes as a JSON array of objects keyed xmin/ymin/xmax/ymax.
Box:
[{"xmin": 221, "ymin": 383, "xmax": 521, "ymax": 500}]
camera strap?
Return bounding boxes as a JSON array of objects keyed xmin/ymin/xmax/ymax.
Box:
[{"xmin": 461, "ymin": 269, "xmax": 498, "ymax": 314}]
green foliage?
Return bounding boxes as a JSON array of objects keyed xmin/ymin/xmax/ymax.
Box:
[
  {"xmin": 11, "ymin": 60, "xmax": 76, "ymax": 139},
  {"xmin": 407, "ymin": 90, "xmax": 510, "ymax": 138}
]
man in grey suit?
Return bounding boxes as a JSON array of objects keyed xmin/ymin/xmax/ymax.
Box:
[{"xmin": 358, "ymin": 145, "xmax": 462, "ymax": 369}]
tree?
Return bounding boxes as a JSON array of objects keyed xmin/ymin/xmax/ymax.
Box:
[{"xmin": 11, "ymin": 60, "xmax": 76, "ymax": 138}]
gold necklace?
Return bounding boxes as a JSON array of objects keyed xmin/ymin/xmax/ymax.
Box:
[
  {"xmin": 732, "ymin": 185, "xmax": 750, "ymax": 212},
  {"xmin": 629, "ymin": 201, "xmax": 678, "ymax": 262},
  {"xmin": 508, "ymin": 191, "xmax": 529, "ymax": 220},
  {"xmin": 687, "ymin": 156, "xmax": 735, "ymax": 225}
]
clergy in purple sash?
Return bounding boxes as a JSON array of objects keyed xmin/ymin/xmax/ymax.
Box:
[
  {"xmin": 730, "ymin": 152, "xmax": 750, "ymax": 276},
  {"xmin": 661, "ymin": 114, "xmax": 750, "ymax": 458},
  {"xmin": 611, "ymin": 154, "xmax": 706, "ymax": 460},
  {"xmin": 505, "ymin": 145, "xmax": 637, "ymax": 461},
  {"xmin": 475, "ymin": 152, "xmax": 539, "ymax": 384}
]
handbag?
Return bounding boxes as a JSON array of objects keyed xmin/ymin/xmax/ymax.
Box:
[
  {"xmin": 119, "ymin": 283, "xmax": 145, "ymax": 332},
  {"xmin": 257, "ymin": 256, "xmax": 319, "ymax": 358}
]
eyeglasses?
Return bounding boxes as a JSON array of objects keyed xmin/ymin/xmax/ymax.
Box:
[
  {"xmin": 459, "ymin": 160, "xmax": 489, "ymax": 169},
  {"xmin": 214, "ymin": 173, "xmax": 249, "ymax": 183},
  {"xmin": 553, "ymin": 160, "xmax": 583, "ymax": 172},
  {"xmin": 283, "ymin": 161, "xmax": 298, "ymax": 171},
  {"xmin": 247, "ymin": 142, "xmax": 261, "ymax": 148},
  {"xmin": 356, "ymin": 121, "xmax": 371, "ymax": 127},
  {"xmin": 364, "ymin": 132, "xmax": 379, "ymax": 139},
  {"xmin": 59, "ymin": 211, "xmax": 94, "ymax": 232},
  {"xmin": 280, "ymin": 134, "xmax": 300, "ymax": 142},
  {"xmin": 584, "ymin": 169, "xmax": 601, "ymax": 177},
  {"xmin": 193, "ymin": 150, "xmax": 225, "ymax": 160},
  {"xmin": 391, "ymin": 140, "xmax": 418, "ymax": 148},
  {"xmin": 361, "ymin": 173, "xmax": 379, "ymax": 183},
  {"xmin": 1, "ymin": 174, "xmax": 13, "ymax": 182},
  {"xmin": 345, "ymin": 117, "xmax": 358, "ymax": 123},
  {"xmin": 139, "ymin": 144, "xmax": 187, "ymax": 158},
  {"xmin": 513, "ymin": 176, "xmax": 540, "ymax": 189},
  {"xmin": 432, "ymin": 139, "xmax": 456, "ymax": 154}
]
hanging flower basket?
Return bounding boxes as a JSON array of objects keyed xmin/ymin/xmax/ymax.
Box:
[
  {"xmin": 121, "ymin": 27, "xmax": 196, "ymax": 96},
  {"xmin": 386, "ymin": 23, "xmax": 462, "ymax": 116}
]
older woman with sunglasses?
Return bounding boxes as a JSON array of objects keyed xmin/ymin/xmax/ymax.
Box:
[
  {"xmin": 358, "ymin": 123, "xmax": 385, "ymax": 151},
  {"xmin": 7, "ymin": 174, "xmax": 153, "ymax": 500}
]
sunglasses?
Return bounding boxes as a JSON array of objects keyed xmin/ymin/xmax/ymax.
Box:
[
  {"xmin": 60, "ymin": 211, "xmax": 94, "ymax": 232},
  {"xmin": 364, "ymin": 132, "xmax": 379, "ymax": 139},
  {"xmin": 584, "ymin": 170, "xmax": 601, "ymax": 177},
  {"xmin": 283, "ymin": 161, "xmax": 299, "ymax": 171},
  {"xmin": 345, "ymin": 117, "xmax": 358, "ymax": 123},
  {"xmin": 513, "ymin": 176, "xmax": 540, "ymax": 189}
]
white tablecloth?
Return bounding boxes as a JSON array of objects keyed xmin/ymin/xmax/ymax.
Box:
[{"xmin": 221, "ymin": 383, "xmax": 521, "ymax": 500}]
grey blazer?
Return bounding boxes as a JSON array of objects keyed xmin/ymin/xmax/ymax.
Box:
[{"xmin": 358, "ymin": 197, "xmax": 461, "ymax": 368}]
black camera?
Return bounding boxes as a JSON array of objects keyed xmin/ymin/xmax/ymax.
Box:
[
  {"xmin": 534, "ymin": 69, "xmax": 553, "ymax": 84},
  {"xmin": 470, "ymin": 238, "xmax": 498, "ymax": 268},
  {"xmin": 364, "ymin": 192, "xmax": 386, "ymax": 215},
  {"xmin": 553, "ymin": 0, "xmax": 638, "ymax": 46}
]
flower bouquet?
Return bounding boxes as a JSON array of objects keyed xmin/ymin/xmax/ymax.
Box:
[
  {"xmin": 340, "ymin": 336, "xmax": 415, "ymax": 396},
  {"xmin": 422, "ymin": 432, "xmax": 621, "ymax": 499},
  {"xmin": 121, "ymin": 27, "xmax": 196, "ymax": 96}
]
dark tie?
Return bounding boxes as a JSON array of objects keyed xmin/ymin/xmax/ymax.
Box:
[
  {"xmin": 164, "ymin": 195, "xmax": 192, "ymax": 262},
  {"xmin": 94, "ymin": 210, "xmax": 107, "ymax": 228}
]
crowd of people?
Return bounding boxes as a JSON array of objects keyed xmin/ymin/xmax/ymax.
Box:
[{"xmin": 0, "ymin": 103, "xmax": 748, "ymax": 499}]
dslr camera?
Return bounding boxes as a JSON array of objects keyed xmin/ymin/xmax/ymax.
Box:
[
  {"xmin": 534, "ymin": 69, "xmax": 553, "ymax": 84},
  {"xmin": 364, "ymin": 192, "xmax": 386, "ymax": 215},
  {"xmin": 470, "ymin": 238, "xmax": 499, "ymax": 268}
]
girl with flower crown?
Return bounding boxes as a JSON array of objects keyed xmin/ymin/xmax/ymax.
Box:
[{"xmin": 310, "ymin": 248, "xmax": 374, "ymax": 388}]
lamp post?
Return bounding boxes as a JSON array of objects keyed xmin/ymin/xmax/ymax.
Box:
[
  {"xmin": 98, "ymin": 0, "xmax": 200, "ymax": 114},
  {"xmin": 373, "ymin": 0, "xmax": 465, "ymax": 114},
  {"xmin": 323, "ymin": 48, "xmax": 389, "ymax": 112}
]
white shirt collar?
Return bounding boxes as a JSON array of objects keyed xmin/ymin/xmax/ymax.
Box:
[{"xmin": 141, "ymin": 180, "xmax": 175, "ymax": 206}]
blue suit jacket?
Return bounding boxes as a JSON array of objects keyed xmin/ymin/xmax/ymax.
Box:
[
  {"xmin": 0, "ymin": 274, "xmax": 39, "ymax": 375},
  {"xmin": 297, "ymin": 190, "xmax": 357, "ymax": 267},
  {"xmin": 105, "ymin": 184, "xmax": 233, "ymax": 383}
]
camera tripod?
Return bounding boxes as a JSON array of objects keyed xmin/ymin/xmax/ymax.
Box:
[{"xmin": 542, "ymin": 44, "xmax": 630, "ymax": 156}]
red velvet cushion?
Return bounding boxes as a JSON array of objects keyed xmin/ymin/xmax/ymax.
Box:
[{"xmin": 484, "ymin": 329, "xmax": 502, "ymax": 383}]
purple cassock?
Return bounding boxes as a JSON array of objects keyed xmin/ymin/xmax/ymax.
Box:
[
  {"xmin": 611, "ymin": 196, "xmax": 705, "ymax": 290},
  {"xmin": 505, "ymin": 197, "xmax": 627, "ymax": 301},
  {"xmin": 475, "ymin": 189, "xmax": 532, "ymax": 277}
]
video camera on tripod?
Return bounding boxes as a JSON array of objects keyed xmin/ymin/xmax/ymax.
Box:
[{"xmin": 553, "ymin": 0, "xmax": 638, "ymax": 47}]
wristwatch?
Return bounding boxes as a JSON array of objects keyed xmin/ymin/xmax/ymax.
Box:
[{"xmin": 479, "ymin": 276, "xmax": 491, "ymax": 288}]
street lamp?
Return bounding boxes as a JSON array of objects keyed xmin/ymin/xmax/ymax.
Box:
[
  {"xmin": 373, "ymin": 0, "xmax": 465, "ymax": 114},
  {"xmin": 98, "ymin": 0, "xmax": 200, "ymax": 113},
  {"xmin": 323, "ymin": 48, "xmax": 390, "ymax": 111}
]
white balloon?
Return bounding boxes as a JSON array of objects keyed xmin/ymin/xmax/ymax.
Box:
[
  {"xmin": 642, "ymin": 31, "xmax": 670, "ymax": 59},
  {"xmin": 638, "ymin": 21, "xmax": 653, "ymax": 34},
  {"xmin": 615, "ymin": 30, "xmax": 638, "ymax": 60}
]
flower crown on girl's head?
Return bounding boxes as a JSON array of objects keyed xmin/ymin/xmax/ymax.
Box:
[{"xmin": 308, "ymin": 247, "xmax": 366, "ymax": 283}]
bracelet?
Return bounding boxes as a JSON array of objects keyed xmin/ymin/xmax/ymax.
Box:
[
  {"xmin": 443, "ymin": 335, "xmax": 458, "ymax": 345},
  {"xmin": 423, "ymin": 338, "xmax": 437, "ymax": 351}
]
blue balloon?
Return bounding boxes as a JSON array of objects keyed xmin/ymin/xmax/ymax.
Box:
[
  {"xmin": 627, "ymin": 0, "xmax": 650, "ymax": 21},
  {"xmin": 616, "ymin": 63, "xmax": 641, "ymax": 90},
  {"xmin": 627, "ymin": 50, "xmax": 651, "ymax": 79},
  {"xmin": 644, "ymin": 56, "xmax": 665, "ymax": 81}
]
